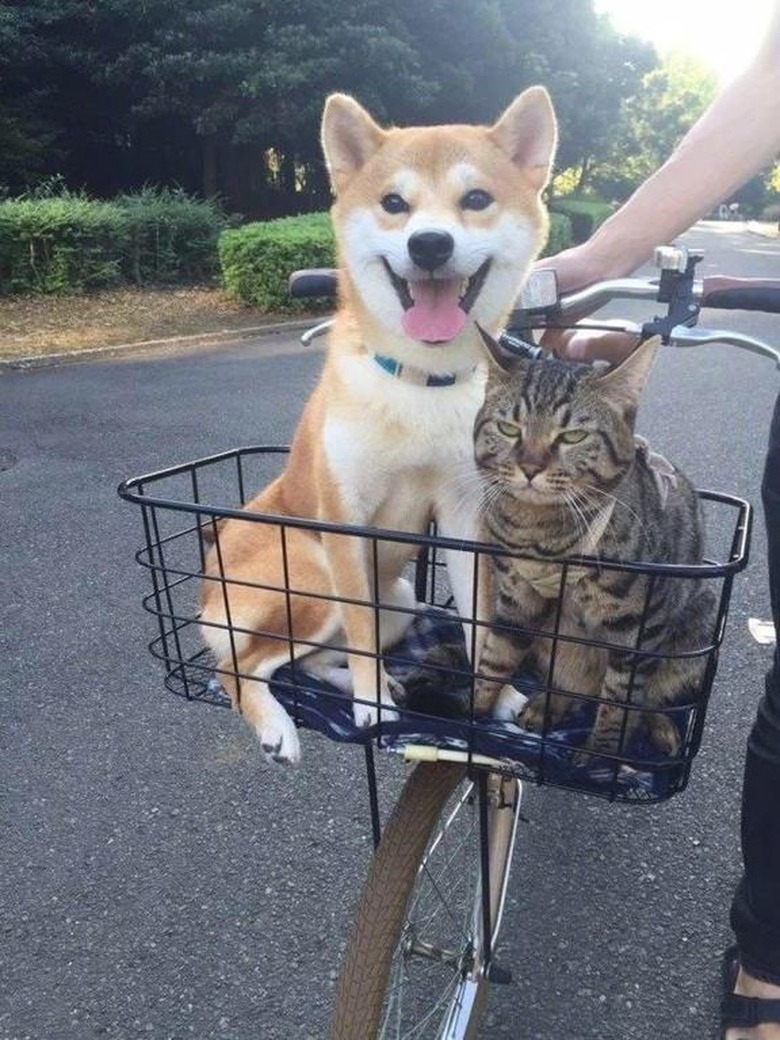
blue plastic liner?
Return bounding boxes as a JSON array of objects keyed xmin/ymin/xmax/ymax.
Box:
[{"xmin": 206, "ymin": 606, "xmax": 691, "ymax": 801}]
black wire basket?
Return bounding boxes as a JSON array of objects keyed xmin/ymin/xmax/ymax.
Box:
[{"xmin": 119, "ymin": 445, "xmax": 752, "ymax": 805}]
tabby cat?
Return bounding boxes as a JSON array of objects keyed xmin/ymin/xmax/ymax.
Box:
[{"xmin": 472, "ymin": 331, "xmax": 715, "ymax": 760}]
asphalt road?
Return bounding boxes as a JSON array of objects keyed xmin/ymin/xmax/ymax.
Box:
[{"xmin": 2, "ymin": 222, "xmax": 779, "ymax": 1040}]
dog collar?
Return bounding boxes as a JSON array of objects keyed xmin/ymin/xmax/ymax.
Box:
[{"xmin": 372, "ymin": 354, "xmax": 471, "ymax": 387}]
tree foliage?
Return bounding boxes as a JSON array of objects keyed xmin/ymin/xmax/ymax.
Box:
[
  {"xmin": 1, "ymin": 0, "xmax": 659, "ymax": 216},
  {"xmin": 587, "ymin": 54, "xmax": 718, "ymax": 200}
]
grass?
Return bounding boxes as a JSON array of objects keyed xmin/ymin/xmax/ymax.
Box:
[{"xmin": 0, "ymin": 284, "xmax": 315, "ymax": 360}]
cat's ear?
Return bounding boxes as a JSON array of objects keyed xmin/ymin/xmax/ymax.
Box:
[
  {"xmin": 596, "ymin": 335, "xmax": 660, "ymax": 412},
  {"xmin": 476, "ymin": 324, "xmax": 522, "ymax": 372}
]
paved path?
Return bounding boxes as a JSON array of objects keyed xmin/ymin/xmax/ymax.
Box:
[{"xmin": 1, "ymin": 222, "xmax": 779, "ymax": 1039}]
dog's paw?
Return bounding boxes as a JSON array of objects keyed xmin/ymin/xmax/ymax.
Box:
[{"xmin": 254, "ymin": 702, "xmax": 301, "ymax": 766}]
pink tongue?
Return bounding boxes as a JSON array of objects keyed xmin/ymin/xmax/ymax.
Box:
[{"xmin": 402, "ymin": 278, "xmax": 466, "ymax": 343}]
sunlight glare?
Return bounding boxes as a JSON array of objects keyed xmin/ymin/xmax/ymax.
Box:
[{"xmin": 594, "ymin": 0, "xmax": 775, "ymax": 83}]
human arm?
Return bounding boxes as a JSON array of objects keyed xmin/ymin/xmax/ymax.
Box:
[{"xmin": 541, "ymin": 1, "xmax": 780, "ymax": 296}]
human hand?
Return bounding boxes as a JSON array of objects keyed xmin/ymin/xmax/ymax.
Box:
[
  {"xmin": 529, "ymin": 242, "xmax": 639, "ymax": 363},
  {"xmin": 540, "ymin": 319, "xmax": 641, "ymax": 364}
]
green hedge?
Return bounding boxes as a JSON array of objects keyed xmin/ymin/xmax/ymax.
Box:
[
  {"xmin": 549, "ymin": 197, "xmax": 613, "ymax": 245},
  {"xmin": 0, "ymin": 195, "xmax": 124, "ymax": 293},
  {"xmin": 0, "ymin": 187, "xmax": 225, "ymax": 294},
  {"xmin": 115, "ymin": 188, "xmax": 226, "ymax": 285},
  {"xmin": 219, "ymin": 212, "xmax": 336, "ymax": 312},
  {"xmin": 542, "ymin": 211, "xmax": 572, "ymax": 257}
]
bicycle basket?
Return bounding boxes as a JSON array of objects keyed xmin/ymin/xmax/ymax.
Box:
[{"xmin": 118, "ymin": 445, "xmax": 751, "ymax": 805}]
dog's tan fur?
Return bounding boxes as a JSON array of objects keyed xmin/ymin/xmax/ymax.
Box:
[{"xmin": 200, "ymin": 88, "xmax": 557, "ymax": 763}]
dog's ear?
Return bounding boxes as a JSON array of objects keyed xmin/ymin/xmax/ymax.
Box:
[
  {"xmin": 488, "ymin": 86, "xmax": 558, "ymax": 192},
  {"xmin": 321, "ymin": 94, "xmax": 386, "ymax": 194}
]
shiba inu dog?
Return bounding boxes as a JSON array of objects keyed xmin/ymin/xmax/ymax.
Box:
[{"xmin": 199, "ymin": 87, "xmax": 557, "ymax": 764}]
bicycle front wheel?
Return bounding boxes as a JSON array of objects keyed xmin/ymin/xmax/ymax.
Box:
[{"xmin": 331, "ymin": 759, "xmax": 522, "ymax": 1040}]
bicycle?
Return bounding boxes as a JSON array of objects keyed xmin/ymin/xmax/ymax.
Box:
[{"xmin": 118, "ymin": 244, "xmax": 780, "ymax": 1040}]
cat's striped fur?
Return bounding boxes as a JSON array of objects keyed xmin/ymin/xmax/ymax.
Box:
[{"xmin": 472, "ymin": 333, "xmax": 715, "ymax": 760}]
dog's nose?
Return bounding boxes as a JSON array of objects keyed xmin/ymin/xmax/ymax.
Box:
[{"xmin": 407, "ymin": 230, "xmax": 455, "ymax": 272}]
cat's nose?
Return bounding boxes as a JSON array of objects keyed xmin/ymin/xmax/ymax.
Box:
[
  {"xmin": 408, "ymin": 230, "xmax": 455, "ymax": 272},
  {"xmin": 520, "ymin": 463, "xmax": 544, "ymax": 482}
]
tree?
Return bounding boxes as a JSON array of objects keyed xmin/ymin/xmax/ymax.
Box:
[
  {"xmin": 0, "ymin": 0, "xmax": 662, "ymax": 216},
  {"xmin": 0, "ymin": 5, "xmax": 62, "ymax": 192},
  {"xmin": 590, "ymin": 53, "xmax": 718, "ymax": 200}
]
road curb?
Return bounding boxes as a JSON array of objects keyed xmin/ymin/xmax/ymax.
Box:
[
  {"xmin": 0, "ymin": 317, "xmax": 320, "ymax": 372},
  {"xmin": 747, "ymin": 220, "xmax": 779, "ymax": 239}
]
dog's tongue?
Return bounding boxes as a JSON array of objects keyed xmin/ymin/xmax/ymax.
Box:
[{"xmin": 402, "ymin": 278, "xmax": 466, "ymax": 343}]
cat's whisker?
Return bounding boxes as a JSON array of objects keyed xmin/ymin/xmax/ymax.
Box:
[
  {"xmin": 561, "ymin": 490, "xmax": 592, "ymax": 552},
  {"xmin": 477, "ymin": 481, "xmax": 507, "ymax": 522},
  {"xmin": 574, "ymin": 490, "xmax": 624, "ymax": 564},
  {"xmin": 576, "ymin": 482, "xmax": 653, "ymax": 549},
  {"xmin": 442, "ymin": 473, "xmax": 507, "ymax": 528},
  {"xmin": 440, "ymin": 468, "xmax": 503, "ymax": 503}
]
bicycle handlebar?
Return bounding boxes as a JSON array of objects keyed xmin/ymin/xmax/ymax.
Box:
[
  {"xmin": 530, "ymin": 275, "xmax": 780, "ymax": 320},
  {"xmin": 518, "ymin": 256, "xmax": 780, "ymax": 365},
  {"xmin": 288, "ymin": 268, "xmax": 339, "ymax": 298},
  {"xmin": 701, "ymin": 276, "xmax": 780, "ymax": 312},
  {"xmin": 289, "ymin": 245, "xmax": 780, "ymax": 364}
]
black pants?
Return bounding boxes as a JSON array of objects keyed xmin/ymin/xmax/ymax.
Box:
[{"xmin": 730, "ymin": 392, "xmax": 780, "ymax": 984}]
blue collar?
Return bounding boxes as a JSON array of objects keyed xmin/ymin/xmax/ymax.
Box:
[{"xmin": 372, "ymin": 354, "xmax": 467, "ymax": 387}]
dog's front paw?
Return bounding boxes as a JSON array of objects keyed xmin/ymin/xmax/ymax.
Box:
[{"xmin": 254, "ymin": 700, "xmax": 301, "ymax": 766}]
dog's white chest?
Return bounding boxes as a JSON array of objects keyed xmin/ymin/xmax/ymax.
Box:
[{"xmin": 323, "ymin": 366, "xmax": 485, "ymax": 526}]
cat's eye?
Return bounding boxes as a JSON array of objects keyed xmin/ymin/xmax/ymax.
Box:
[
  {"xmin": 380, "ymin": 193, "xmax": 410, "ymax": 214},
  {"xmin": 496, "ymin": 419, "xmax": 522, "ymax": 438},
  {"xmin": 461, "ymin": 189, "xmax": 494, "ymax": 211},
  {"xmin": 559, "ymin": 429, "xmax": 589, "ymax": 444}
]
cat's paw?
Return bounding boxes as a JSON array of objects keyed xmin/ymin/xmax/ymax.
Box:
[
  {"xmin": 518, "ymin": 696, "xmax": 558, "ymax": 733},
  {"xmin": 520, "ymin": 692, "xmax": 574, "ymax": 734},
  {"xmin": 353, "ymin": 700, "xmax": 400, "ymax": 728},
  {"xmin": 519, "ymin": 698, "xmax": 543, "ymax": 732},
  {"xmin": 572, "ymin": 730, "xmax": 624, "ymax": 768},
  {"xmin": 471, "ymin": 678, "xmax": 503, "ymax": 715},
  {"xmin": 492, "ymin": 684, "xmax": 529, "ymax": 722},
  {"xmin": 643, "ymin": 713, "xmax": 681, "ymax": 757},
  {"xmin": 254, "ymin": 701, "xmax": 301, "ymax": 766},
  {"xmin": 571, "ymin": 748, "xmax": 598, "ymax": 769},
  {"xmin": 353, "ymin": 675, "xmax": 404, "ymax": 728}
]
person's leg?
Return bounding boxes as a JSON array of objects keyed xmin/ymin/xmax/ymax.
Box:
[
  {"xmin": 725, "ymin": 393, "xmax": 780, "ymax": 1039},
  {"xmin": 725, "ymin": 701, "xmax": 780, "ymax": 1039},
  {"xmin": 731, "ymin": 680, "xmax": 780, "ymax": 978}
]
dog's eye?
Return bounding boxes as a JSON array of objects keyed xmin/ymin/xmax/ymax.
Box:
[
  {"xmin": 461, "ymin": 189, "xmax": 494, "ymax": 211},
  {"xmin": 380, "ymin": 193, "xmax": 410, "ymax": 215}
]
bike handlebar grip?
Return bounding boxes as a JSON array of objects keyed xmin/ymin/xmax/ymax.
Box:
[
  {"xmin": 701, "ymin": 277, "xmax": 780, "ymax": 314},
  {"xmin": 288, "ymin": 268, "xmax": 339, "ymax": 299}
]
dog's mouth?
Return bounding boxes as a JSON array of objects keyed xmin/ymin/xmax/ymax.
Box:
[{"xmin": 382, "ymin": 258, "xmax": 492, "ymax": 344}]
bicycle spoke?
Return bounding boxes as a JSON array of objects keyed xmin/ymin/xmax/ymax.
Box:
[{"xmin": 379, "ymin": 783, "xmax": 484, "ymax": 1038}]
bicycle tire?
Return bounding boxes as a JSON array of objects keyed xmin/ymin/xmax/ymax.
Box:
[{"xmin": 330, "ymin": 760, "xmax": 522, "ymax": 1040}]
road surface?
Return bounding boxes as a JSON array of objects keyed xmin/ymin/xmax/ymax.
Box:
[{"xmin": 1, "ymin": 221, "xmax": 778, "ymax": 1039}]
